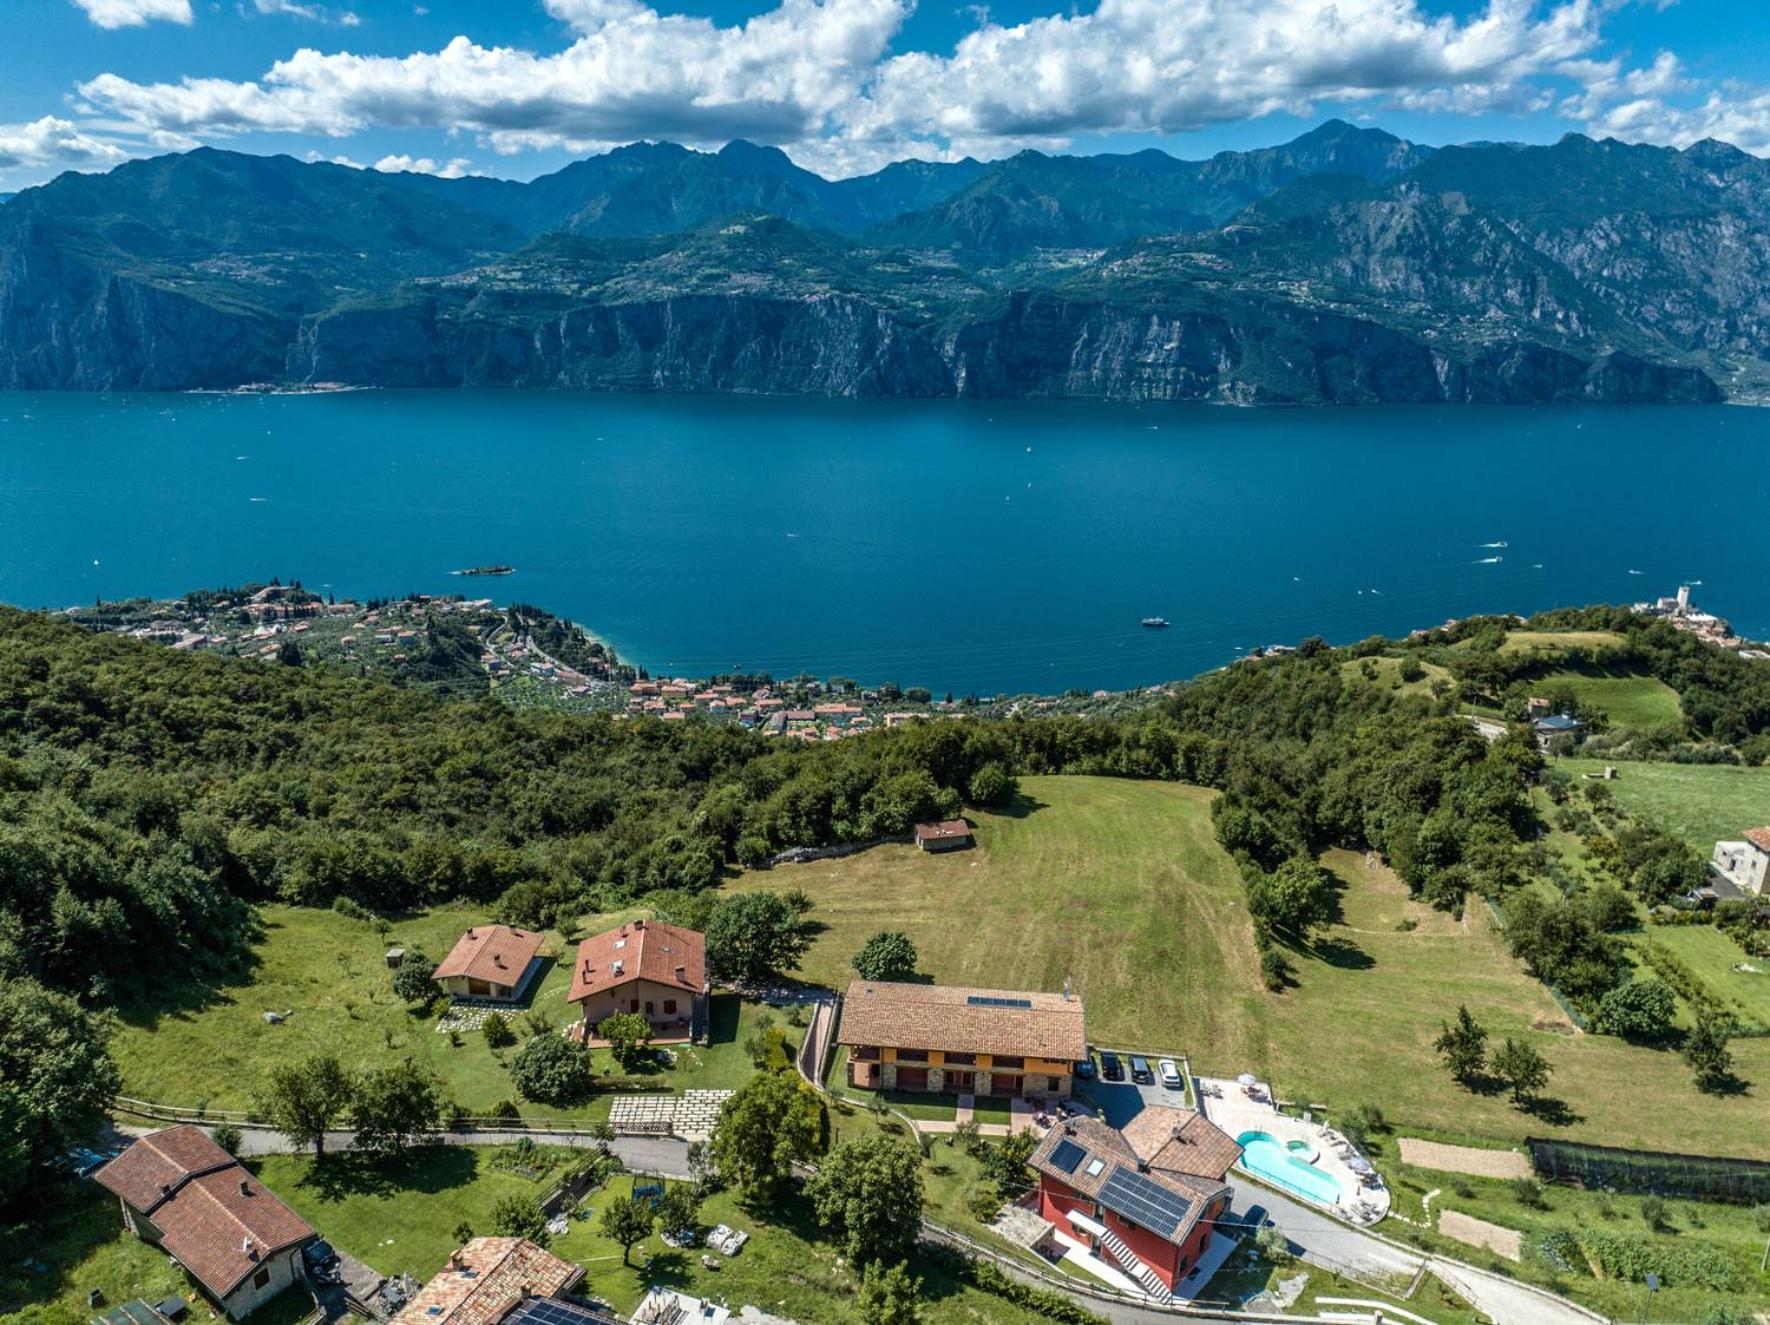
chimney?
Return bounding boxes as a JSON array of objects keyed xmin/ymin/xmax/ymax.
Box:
[
  {"xmin": 633, "ymin": 918, "xmax": 645, "ymax": 930},
  {"xmin": 1136, "ymin": 1159, "xmax": 1149, "ymax": 1173},
  {"xmin": 675, "ymin": 965, "xmax": 686, "ymax": 981},
  {"xmin": 243, "ymin": 1236, "xmax": 258, "ymax": 1260},
  {"xmin": 467, "ymin": 927, "xmax": 476, "ymax": 939},
  {"xmin": 240, "ymin": 1178, "xmax": 251, "ymax": 1196}
]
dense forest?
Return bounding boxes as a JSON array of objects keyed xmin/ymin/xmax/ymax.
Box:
[{"xmin": 3, "ymin": 600, "xmax": 1765, "ymax": 1205}]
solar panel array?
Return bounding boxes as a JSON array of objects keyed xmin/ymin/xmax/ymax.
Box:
[
  {"xmin": 1048, "ymin": 1139, "xmax": 1087, "ymax": 1174},
  {"xmin": 505, "ymin": 1298, "xmax": 621, "ymax": 1325},
  {"xmin": 1098, "ymin": 1166, "xmax": 1193, "ymax": 1239},
  {"xmin": 966, "ymin": 995, "xmax": 1033, "ymax": 1008}
]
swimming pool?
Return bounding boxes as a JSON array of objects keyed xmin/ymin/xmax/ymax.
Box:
[{"xmin": 1235, "ymin": 1130, "xmax": 1344, "ymax": 1207}]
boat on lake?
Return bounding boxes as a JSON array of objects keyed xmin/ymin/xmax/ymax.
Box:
[
  {"xmin": 1141, "ymin": 617, "xmax": 1171, "ymax": 629},
  {"xmin": 452, "ymin": 565, "xmax": 516, "ymax": 576}
]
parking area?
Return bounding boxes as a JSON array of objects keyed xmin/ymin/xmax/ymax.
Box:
[{"xmin": 1076, "ymin": 1051, "xmax": 1190, "ymax": 1127}]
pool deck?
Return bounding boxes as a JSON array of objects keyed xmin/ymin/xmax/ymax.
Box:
[{"xmin": 1195, "ymin": 1075, "xmax": 1391, "ymax": 1225}]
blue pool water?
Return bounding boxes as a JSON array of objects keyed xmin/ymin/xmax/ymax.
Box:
[
  {"xmin": 1235, "ymin": 1129, "xmax": 1344, "ymax": 1206},
  {"xmin": 3, "ymin": 391, "xmax": 1768, "ymax": 694}
]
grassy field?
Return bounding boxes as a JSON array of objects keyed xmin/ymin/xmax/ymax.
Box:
[
  {"xmin": 108, "ymin": 903, "xmax": 776, "ymax": 1119},
  {"xmin": 1644, "ymin": 925, "xmax": 1770, "ymax": 1028},
  {"xmin": 1495, "ymin": 630, "xmax": 1628, "ymax": 658},
  {"xmin": 1556, "ymin": 758, "xmax": 1770, "ymax": 852},
  {"xmin": 1538, "ymin": 670, "xmax": 1684, "ymax": 729},
  {"xmin": 735, "ymin": 776, "xmax": 1270, "ymax": 1072},
  {"xmin": 736, "ymin": 777, "xmax": 1770, "ymax": 1160},
  {"xmin": 255, "ymin": 1143, "xmax": 1048, "ymax": 1324},
  {"xmin": 1382, "ymin": 1146, "xmax": 1770, "ymax": 1322},
  {"xmin": 1339, "ymin": 655, "xmax": 1452, "ymax": 699}
]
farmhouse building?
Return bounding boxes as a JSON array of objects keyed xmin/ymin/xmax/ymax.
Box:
[
  {"xmin": 1712, "ymin": 828, "xmax": 1770, "ymax": 896},
  {"xmin": 837, "ymin": 980, "xmax": 1085, "ymax": 1098},
  {"xmin": 94, "ymin": 1125, "xmax": 316, "ymax": 1320},
  {"xmin": 568, "ymin": 919, "xmax": 709, "ymax": 1042},
  {"xmin": 392, "ymin": 1237, "xmax": 587, "ymax": 1325},
  {"xmin": 1029, "ymin": 1107, "xmax": 1238, "ymax": 1299},
  {"xmin": 913, "ymin": 819, "xmax": 974, "ymax": 851},
  {"xmin": 431, "ymin": 924, "xmax": 546, "ymax": 1002},
  {"xmin": 1531, "ymin": 713, "xmax": 1587, "ymax": 751}
]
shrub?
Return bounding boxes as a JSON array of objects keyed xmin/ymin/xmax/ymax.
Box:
[
  {"xmin": 209, "ymin": 1123, "xmax": 242, "ymax": 1155},
  {"xmin": 1259, "ymin": 948, "xmax": 1289, "ymax": 991},
  {"xmin": 510, "ymin": 1032, "xmax": 591, "ymax": 1104},
  {"xmin": 852, "ymin": 931, "xmax": 919, "ymax": 983},
  {"xmin": 482, "ymin": 1011, "xmax": 516, "ymax": 1048},
  {"xmin": 1512, "ymin": 1178, "xmax": 1547, "ymax": 1209},
  {"xmin": 391, "ymin": 952, "xmax": 436, "ymax": 1005},
  {"xmin": 489, "ymin": 1193, "xmax": 549, "ymax": 1245},
  {"xmin": 967, "ymin": 761, "xmax": 1018, "ymax": 807}
]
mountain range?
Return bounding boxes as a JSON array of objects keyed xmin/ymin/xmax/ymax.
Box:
[{"xmin": 1, "ymin": 120, "xmax": 1763, "ymax": 403}]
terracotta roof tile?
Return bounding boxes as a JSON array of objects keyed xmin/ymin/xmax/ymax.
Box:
[
  {"xmin": 1745, "ymin": 827, "xmax": 1770, "ymax": 853},
  {"xmin": 94, "ymin": 1124, "xmax": 235, "ymax": 1214},
  {"xmin": 1118, "ymin": 1105, "xmax": 1242, "ymax": 1181},
  {"xmin": 432, "ymin": 925, "xmax": 545, "ymax": 987},
  {"xmin": 837, "ymin": 980, "xmax": 1086, "ymax": 1061},
  {"xmin": 568, "ymin": 920, "xmax": 706, "ymax": 1004},
  {"xmin": 1031, "ymin": 1116, "xmax": 1231, "ymax": 1248},
  {"xmin": 913, "ymin": 820, "xmax": 971, "ymax": 843},
  {"xmin": 393, "ymin": 1238, "xmax": 582, "ymax": 1325}
]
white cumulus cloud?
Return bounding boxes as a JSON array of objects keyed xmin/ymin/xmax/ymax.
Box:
[
  {"xmin": 373, "ymin": 153, "xmax": 476, "ymax": 177},
  {"xmin": 0, "ymin": 116, "xmax": 133, "ymax": 170},
  {"xmin": 70, "ymin": 0, "xmax": 191, "ymax": 29}
]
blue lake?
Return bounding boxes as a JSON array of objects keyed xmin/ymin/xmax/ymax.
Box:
[{"xmin": 2, "ymin": 391, "xmax": 1767, "ymax": 695}]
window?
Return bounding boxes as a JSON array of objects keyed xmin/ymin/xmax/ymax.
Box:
[
  {"xmin": 944, "ymin": 1051, "xmax": 976, "ymax": 1065},
  {"xmin": 629, "ymin": 998, "xmax": 639, "ymax": 1013},
  {"xmin": 1047, "ymin": 1076, "xmax": 1061, "ymax": 1091},
  {"xmin": 644, "ymin": 1001, "xmax": 654, "ymax": 1014},
  {"xmin": 663, "ymin": 999, "xmax": 677, "ymax": 1014},
  {"xmin": 994, "ymin": 1055, "xmax": 1024, "ymax": 1069},
  {"xmin": 252, "ymin": 1268, "xmax": 271, "ymax": 1290}
]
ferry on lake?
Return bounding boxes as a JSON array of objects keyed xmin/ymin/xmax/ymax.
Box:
[
  {"xmin": 452, "ymin": 565, "xmax": 516, "ymax": 577},
  {"xmin": 1141, "ymin": 617, "xmax": 1171, "ymax": 629}
]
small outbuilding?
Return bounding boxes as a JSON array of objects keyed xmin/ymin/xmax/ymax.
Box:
[
  {"xmin": 431, "ymin": 924, "xmax": 545, "ymax": 1002},
  {"xmin": 914, "ymin": 819, "xmax": 974, "ymax": 852}
]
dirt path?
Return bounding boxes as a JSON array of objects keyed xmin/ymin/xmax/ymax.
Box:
[
  {"xmin": 1438, "ymin": 1210, "xmax": 1524, "ymax": 1261},
  {"xmin": 1398, "ymin": 1137, "xmax": 1532, "ymax": 1179}
]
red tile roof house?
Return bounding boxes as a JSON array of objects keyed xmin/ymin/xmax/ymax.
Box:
[
  {"xmin": 94, "ymin": 1126, "xmax": 317, "ymax": 1319},
  {"xmin": 432, "ymin": 924, "xmax": 546, "ymax": 1002},
  {"xmin": 914, "ymin": 819, "xmax": 974, "ymax": 852},
  {"xmin": 568, "ymin": 919, "xmax": 709, "ymax": 1044},
  {"xmin": 838, "ymin": 981, "xmax": 1086, "ymax": 1099},
  {"xmin": 392, "ymin": 1237, "xmax": 583, "ymax": 1325},
  {"xmin": 1029, "ymin": 1108, "xmax": 1238, "ymax": 1301}
]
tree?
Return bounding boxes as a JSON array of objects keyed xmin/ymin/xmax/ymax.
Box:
[
  {"xmin": 856, "ymin": 1260, "xmax": 924, "ymax": 1325},
  {"xmin": 967, "ymin": 761, "xmax": 1017, "ymax": 808},
  {"xmin": 482, "ymin": 1011, "xmax": 516, "ymax": 1048},
  {"xmin": 258, "ymin": 1054, "xmax": 354, "ymax": 1158},
  {"xmin": 600, "ymin": 1193, "xmax": 656, "ymax": 1265},
  {"xmin": 0, "ymin": 976, "xmax": 121, "ymax": 1209},
  {"xmin": 1491, "ymin": 1038, "xmax": 1551, "ymax": 1105},
  {"xmin": 596, "ymin": 1012, "xmax": 653, "ymax": 1070},
  {"xmin": 1434, "ymin": 1006, "xmax": 1489, "ymax": 1085},
  {"xmin": 705, "ymin": 892, "xmax": 813, "ymax": 987},
  {"xmin": 353, "ymin": 1060, "xmax": 444, "ymax": 1155},
  {"xmin": 210, "ymin": 1123, "xmax": 243, "ymax": 1155},
  {"xmin": 1684, "ymin": 1014, "xmax": 1736, "ymax": 1094},
  {"xmin": 708, "ymin": 1070, "xmax": 821, "ymax": 1197},
  {"xmin": 510, "ymin": 1032, "xmax": 590, "ymax": 1104},
  {"xmin": 391, "ymin": 952, "xmax": 436, "ymax": 1005},
  {"xmin": 852, "ymin": 931, "xmax": 919, "ymax": 983},
  {"xmin": 490, "ymin": 1193, "xmax": 549, "ymax": 1245},
  {"xmin": 1250, "ymin": 857, "xmax": 1336, "ymax": 942},
  {"xmin": 656, "ymin": 1184, "xmax": 701, "ymax": 1240},
  {"xmin": 806, "ymin": 1132, "xmax": 924, "ymax": 1266},
  {"xmin": 1596, "ymin": 980, "xmax": 1676, "ymax": 1041}
]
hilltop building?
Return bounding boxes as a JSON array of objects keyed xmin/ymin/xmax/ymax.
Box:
[
  {"xmin": 568, "ymin": 919, "xmax": 709, "ymax": 1043},
  {"xmin": 837, "ymin": 980, "xmax": 1086, "ymax": 1098},
  {"xmin": 1712, "ymin": 829, "xmax": 1770, "ymax": 897},
  {"xmin": 94, "ymin": 1126, "xmax": 316, "ymax": 1319}
]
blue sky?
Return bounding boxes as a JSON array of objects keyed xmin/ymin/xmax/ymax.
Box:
[{"xmin": 3, "ymin": 0, "xmax": 1767, "ymax": 189}]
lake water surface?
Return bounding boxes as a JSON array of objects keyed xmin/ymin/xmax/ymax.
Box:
[{"xmin": 2, "ymin": 391, "xmax": 1766, "ymax": 695}]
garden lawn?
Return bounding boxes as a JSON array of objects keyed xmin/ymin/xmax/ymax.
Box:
[
  {"xmin": 1381, "ymin": 1149, "xmax": 1770, "ymax": 1323},
  {"xmin": 732, "ymin": 776, "xmax": 1272, "ymax": 1072},
  {"xmin": 1538, "ymin": 670, "xmax": 1683, "ymax": 730},
  {"xmin": 253, "ymin": 1145, "xmax": 1048, "ymax": 1324},
  {"xmin": 1641, "ymin": 924, "xmax": 1770, "ymax": 1029},
  {"xmin": 1555, "ymin": 759, "xmax": 1770, "ymax": 854},
  {"xmin": 109, "ymin": 903, "xmax": 767, "ymax": 1121}
]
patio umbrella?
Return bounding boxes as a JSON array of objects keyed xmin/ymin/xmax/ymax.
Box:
[
  {"xmin": 1236, "ymin": 1073, "xmax": 1258, "ymax": 1087},
  {"xmin": 1347, "ymin": 1156, "xmax": 1374, "ymax": 1174}
]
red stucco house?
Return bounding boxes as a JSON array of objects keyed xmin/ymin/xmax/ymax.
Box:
[{"xmin": 1028, "ymin": 1107, "xmax": 1238, "ymax": 1301}]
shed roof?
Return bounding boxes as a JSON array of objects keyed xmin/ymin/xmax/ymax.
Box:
[
  {"xmin": 432, "ymin": 925, "xmax": 545, "ymax": 987},
  {"xmin": 1745, "ymin": 827, "xmax": 1770, "ymax": 853},
  {"xmin": 913, "ymin": 820, "xmax": 972, "ymax": 843},
  {"xmin": 392, "ymin": 1238, "xmax": 582, "ymax": 1325},
  {"xmin": 568, "ymin": 920, "xmax": 706, "ymax": 1004},
  {"xmin": 837, "ymin": 980, "xmax": 1086, "ymax": 1061}
]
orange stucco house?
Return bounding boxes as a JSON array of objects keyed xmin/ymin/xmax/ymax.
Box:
[{"xmin": 567, "ymin": 919, "xmax": 709, "ymax": 1043}]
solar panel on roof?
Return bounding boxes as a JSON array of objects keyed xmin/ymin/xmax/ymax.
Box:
[
  {"xmin": 966, "ymin": 995, "xmax": 1033, "ymax": 1009},
  {"xmin": 1049, "ymin": 1139, "xmax": 1086, "ymax": 1174},
  {"xmin": 1098, "ymin": 1166, "xmax": 1193, "ymax": 1240},
  {"xmin": 503, "ymin": 1299, "xmax": 621, "ymax": 1325}
]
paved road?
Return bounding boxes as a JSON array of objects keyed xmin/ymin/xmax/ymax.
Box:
[
  {"xmin": 110, "ymin": 1121, "xmax": 692, "ymax": 1178},
  {"xmin": 1228, "ymin": 1179, "xmax": 1604, "ymax": 1325}
]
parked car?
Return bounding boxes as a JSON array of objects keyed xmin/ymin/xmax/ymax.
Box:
[
  {"xmin": 1074, "ymin": 1052, "xmax": 1096, "ymax": 1080},
  {"xmin": 1130, "ymin": 1055, "xmax": 1153, "ymax": 1084},
  {"xmin": 302, "ymin": 1239, "xmax": 342, "ymax": 1284},
  {"xmin": 1158, "ymin": 1058, "xmax": 1183, "ymax": 1090},
  {"xmin": 1099, "ymin": 1051, "xmax": 1124, "ymax": 1082}
]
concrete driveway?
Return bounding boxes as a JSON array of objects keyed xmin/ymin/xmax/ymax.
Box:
[{"xmin": 1077, "ymin": 1070, "xmax": 1186, "ymax": 1128}]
